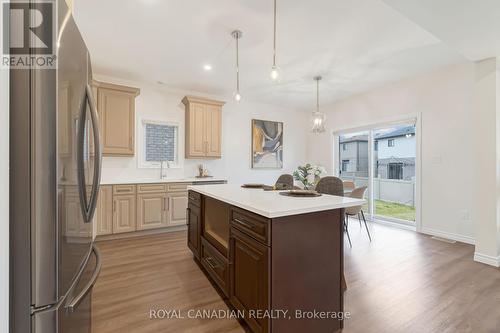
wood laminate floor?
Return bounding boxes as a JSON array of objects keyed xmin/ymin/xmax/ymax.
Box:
[{"xmin": 92, "ymin": 223, "xmax": 500, "ymax": 333}]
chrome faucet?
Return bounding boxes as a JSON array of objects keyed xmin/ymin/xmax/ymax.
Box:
[{"xmin": 160, "ymin": 161, "xmax": 170, "ymax": 180}]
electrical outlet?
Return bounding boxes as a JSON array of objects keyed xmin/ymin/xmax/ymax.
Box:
[{"xmin": 459, "ymin": 209, "xmax": 470, "ymax": 220}]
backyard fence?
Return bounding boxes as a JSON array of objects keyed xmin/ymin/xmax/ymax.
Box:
[{"xmin": 341, "ymin": 176, "xmax": 415, "ymax": 207}]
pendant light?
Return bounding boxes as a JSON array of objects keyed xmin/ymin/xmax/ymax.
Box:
[
  {"xmin": 269, "ymin": 0, "xmax": 281, "ymax": 81},
  {"xmin": 231, "ymin": 30, "xmax": 243, "ymax": 102},
  {"xmin": 311, "ymin": 76, "xmax": 326, "ymax": 133}
]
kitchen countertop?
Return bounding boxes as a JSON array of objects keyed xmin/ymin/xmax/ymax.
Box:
[
  {"xmin": 100, "ymin": 178, "xmax": 227, "ymax": 185},
  {"xmin": 188, "ymin": 183, "xmax": 365, "ymax": 218}
]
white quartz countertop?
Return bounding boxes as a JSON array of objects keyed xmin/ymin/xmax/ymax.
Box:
[
  {"xmin": 100, "ymin": 178, "xmax": 227, "ymax": 185},
  {"xmin": 188, "ymin": 184, "xmax": 365, "ymax": 218}
]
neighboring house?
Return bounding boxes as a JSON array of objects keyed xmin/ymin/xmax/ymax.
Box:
[
  {"xmin": 375, "ymin": 126, "xmax": 415, "ymax": 180},
  {"xmin": 339, "ymin": 135, "xmax": 369, "ymax": 177}
]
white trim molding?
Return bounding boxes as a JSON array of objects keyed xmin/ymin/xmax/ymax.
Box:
[
  {"xmin": 420, "ymin": 227, "xmax": 475, "ymax": 245},
  {"xmin": 473, "ymin": 252, "xmax": 500, "ymax": 267}
]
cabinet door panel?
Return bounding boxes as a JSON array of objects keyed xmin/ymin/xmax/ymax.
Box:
[
  {"xmin": 96, "ymin": 185, "xmax": 113, "ymax": 235},
  {"xmin": 137, "ymin": 193, "xmax": 167, "ymax": 230},
  {"xmin": 99, "ymin": 88, "xmax": 135, "ymax": 156},
  {"xmin": 112, "ymin": 194, "xmax": 136, "ymax": 233},
  {"xmin": 187, "ymin": 203, "xmax": 200, "ymax": 258},
  {"xmin": 188, "ymin": 103, "xmax": 206, "ymax": 157},
  {"xmin": 230, "ymin": 228, "xmax": 269, "ymax": 333},
  {"xmin": 205, "ymin": 105, "xmax": 222, "ymax": 157},
  {"xmin": 168, "ymin": 192, "xmax": 188, "ymax": 226}
]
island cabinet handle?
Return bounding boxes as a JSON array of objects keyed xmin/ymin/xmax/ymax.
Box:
[
  {"xmin": 205, "ymin": 257, "xmax": 219, "ymax": 269},
  {"xmin": 233, "ymin": 218, "xmax": 254, "ymax": 229},
  {"xmin": 186, "ymin": 207, "xmax": 190, "ymax": 222}
]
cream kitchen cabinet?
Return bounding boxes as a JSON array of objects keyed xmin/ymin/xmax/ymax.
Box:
[
  {"xmin": 94, "ymin": 181, "xmax": 226, "ymax": 240},
  {"xmin": 93, "ymin": 81, "xmax": 140, "ymax": 156},
  {"xmin": 96, "ymin": 185, "xmax": 113, "ymax": 235},
  {"xmin": 112, "ymin": 190, "xmax": 137, "ymax": 234},
  {"xmin": 167, "ymin": 191, "xmax": 189, "ymax": 226},
  {"xmin": 137, "ymin": 192, "xmax": 168, "ymax": 230},
  {"xmin": 182, "ymin": 96, "xmax": 224, "ymax": 159}
]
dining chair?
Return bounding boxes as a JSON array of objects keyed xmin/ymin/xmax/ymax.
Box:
[
  {"xmin": 315, "ymin": 176, "xmax": 352, "ymax": 247},
  {"xmin": 345, "ymin": 186, "xmax": 371, "ymax": 242},
  {"xmin": 343, "ymin": 180, "xmax": 355, "ymax": 192},
  {"xmin": 275, "ymin": 174, "xmax": 294, "ymax": 190}
]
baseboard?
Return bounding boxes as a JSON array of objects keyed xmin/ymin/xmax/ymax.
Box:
[
  {"xmin": 420, "ymin": 227, "xmax": 475, "ymax": 245},
  {"xmin": 96, "ymin": 225, "xmax": 187, "ymax": 242},
  {"xmin": 474, "ymin": 252, "xmax": 500, "ymax": 267}
]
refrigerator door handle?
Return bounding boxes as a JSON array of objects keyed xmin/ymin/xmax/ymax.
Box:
[
  {"xmin": 66, "ymin": 245, "xmax": 102, "ymax": 313},
  {"xmin": 77, "ymin": 84, "xmax": 102, "ymax": 223}
]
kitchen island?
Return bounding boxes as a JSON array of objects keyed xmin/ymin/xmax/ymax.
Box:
[{"xmin": 186, "ymin": 184, "xmax": 364, "ymax": 333}]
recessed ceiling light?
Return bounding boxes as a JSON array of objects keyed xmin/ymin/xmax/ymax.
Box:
[{"xmin": 203, "ymin": 64, "xmax": 213, "ymax": 71}]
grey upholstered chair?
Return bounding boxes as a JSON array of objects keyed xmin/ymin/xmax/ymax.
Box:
[
  {"xmin": 275, "ymin": 174, "xmax": 294, "ymax": 190},
  {"xmin": 315, "ymin": 176, "xmax": 352, "ymax": 247},
  {"xmin": 345, "ymin": 186, "xmax": 371, "ymax": 242}
]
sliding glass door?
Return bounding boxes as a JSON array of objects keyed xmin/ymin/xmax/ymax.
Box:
[
  {"xmin": 338, "ymin": 130, "xmax": 371, "ymax": 214},
  {"xmin": 336, "ymin": 120, "xmax": 417, "ymax": 225},
  {"xmin": 372, "ymin": 124, "xmax": 416, "ymax": 223}
]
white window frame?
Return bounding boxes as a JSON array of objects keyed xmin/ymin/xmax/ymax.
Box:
[
  {"xmin": 332, "ymin": 113, "xmax": 422, "ymax": 233},
  {"xmin": 138, "ymin": 119, "xmax": 180, "ymax": 169}
]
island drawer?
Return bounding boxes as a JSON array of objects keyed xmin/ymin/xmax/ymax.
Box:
[
  {"xmin": 137, "ymin": 184, "xmax": 167, "ymax": 193},
  {"xmin": 200, "ymin": 237, "xmax": 229, "ymax": 297},
  {"xmin": 230, "ymin": 207, "xmax": 270, "ymax": 246},
  {"xmin": 113, "ymin": 184, "xmax": 136, "ymax": 195},
  {"xmin": 188, "ymin": 190, "xmax": 201, "ymax": 207}
]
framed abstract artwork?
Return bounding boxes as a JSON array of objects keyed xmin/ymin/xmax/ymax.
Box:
[{"xmin": 251, "ymin": 119, "xmax": 283, "ymax": 169}]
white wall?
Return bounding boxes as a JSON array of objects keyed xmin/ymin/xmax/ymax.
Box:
[
  {"xmin": 308, "ymin": 62, "xmax": 477, "ymax": 243},
  {"xmin": 0, "ymin": 2, "xmax": 9, "ymax": 330},
  {"xmin": 473, "ymin": 58, "xmax": 500, "ymax": 266},
  {"xmin": 95, "ymin": 74, "xmax": 309, "ymax": 185}
]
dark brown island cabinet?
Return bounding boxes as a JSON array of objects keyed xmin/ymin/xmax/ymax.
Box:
[{"xmin": 186, "ymin": 187, "xmax": 362, "ymax": 333}]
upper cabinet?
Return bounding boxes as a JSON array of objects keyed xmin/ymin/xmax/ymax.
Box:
[
  {"xmin": 92, "ymin": 81, "xmax": 140, "ymax": 156},
  {"xmin": 182, "ymin": 96, "xmax": 224, "ymax": 159}
]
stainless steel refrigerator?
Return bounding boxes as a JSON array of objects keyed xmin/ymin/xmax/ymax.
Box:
[{"xmin": 10, "ymin": 1, "xmax": 102, "ymax": 332}]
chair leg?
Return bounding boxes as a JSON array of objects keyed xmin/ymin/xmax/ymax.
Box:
[
  {"xmin": 361, "ymin": 210, "xmax": 372, "ymax": 242},
  {"xmin": 344, "ymin": 215, "xmax": 352, "ymax": 247},
  {"xmin": 344, "ymin": 221, "xmax": 352, "ymax": 247},
  {"xmin": 357, "ymin": 212, "xmax": 362, "ymax": 228}
]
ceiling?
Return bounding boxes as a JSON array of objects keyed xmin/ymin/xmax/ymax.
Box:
[
  {"xmin": 73, "ymin": 0, "xmax": 468, "ymax": 111},
  {"xmin": 382, "ymin": 0, "xmax": 500, "ymax": 62}
]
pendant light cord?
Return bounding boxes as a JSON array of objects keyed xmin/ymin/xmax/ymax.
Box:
[
  {"xmin": 236, "ymin": 35, "xmax": 240, "ymax": 92},
  {"xmin": 316, "ymin": 78, "xmax": 319, "ymax": 112},
  {"xmin": 273, "ymin": 0, "xmax": 277, "ymax": 67}
]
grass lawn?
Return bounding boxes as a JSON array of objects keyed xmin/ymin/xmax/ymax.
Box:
[{"xmin": 374, "ymin": 200, "xmax": 415, "ymax": 221}]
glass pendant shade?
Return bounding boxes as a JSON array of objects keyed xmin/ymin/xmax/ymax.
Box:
[
  {"xmin": 270, "ymin": 65, "xmax": 281, "ymax": 82},
  {"xmin": 311, "ymin": 76, "xmax": 326, "ymax": 133},
  {"xmin": 311, "ymin": 111, "xmax": 326, "ymax": 133},
  {"xmin": 233, "ymin": 91, "xmax": 242, "ymax": 102}
]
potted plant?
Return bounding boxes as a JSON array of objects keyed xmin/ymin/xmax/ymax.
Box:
[{"xmin": 293, "ymin": 163, "xmax": 326, "ymax": 190}]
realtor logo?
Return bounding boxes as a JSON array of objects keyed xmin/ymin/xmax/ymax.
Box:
[{"xmin": 2, "ymin": 0, "xmax": 57, "ymax": 68}]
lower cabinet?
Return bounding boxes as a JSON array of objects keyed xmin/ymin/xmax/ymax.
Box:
[
  {"xmin": 229, "ymin": 227, "xmax": 269, "ymax": 333},
  {"xmin": 112, "ymin": 194, "xmax": 136, "ymax": 233},
  {"xmin": 96, "ymin": 183, "xmax": 224, "ymax": 238},
  {"xmin": 96, "ymin": 185, "xmax": 113, "ymax": 235},
  {"xmin": 168, "ymin": 192, "xmax": 189, "ymax": 226},
  {"xmin": 201, "ymin": 237, "xmax": 229, "ymax": 297},
  {"xmin": 187, "ymin": 202, "xmax": 201, "ymax": 258},
  {"xmin": 137, "ymin": 192, "xmax": 168, "ymax": 230}
]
